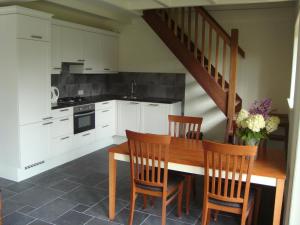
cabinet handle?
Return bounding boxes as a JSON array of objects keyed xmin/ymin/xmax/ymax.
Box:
[
  {"xmin": 130, "ymin": 102, "xmax": 139, "ymax": 105},
  {"xmin": 42, "ymin": 122, "xmax": 53, "ymax": 125},
  {"xmin": 53, "ymin": 67, "xmax": 61, "ymax": 70},
  {"xmin": 102, "ymin": 110, "xmax": 110, "ymax": 113},
  {"xmin": 102, "ymin": 102, "xmax": 109, "ymax": 105},
  {"xmin": 85, "ymin": 68, "xmax": 93, "ymax": 71},
  {"xmin": 60, "ymin": 118, "xmax": 69, "ymax": 122},
  {"xmin": 82, "ymin": 133, "xmax": 90, "ymax": 137},
  {"xmin": 104, "ymin": 68, "xmax": 110, "ymax": 71},
  {"xmin": 148, "ymin": 104, "xmax": 159, "ymax": 107},
  {"xmin": 31, "ymin": 35, "xmax": 42, "ymax": 39},
  {"xmin": 102, "ymin": 125, "xmax": 109, "ymax": 128},
  {"xmin": 77, "ymin": 59, "xmax": 85, "ymax": 62},
  {"xmin": 60, "ymin": 109, "xmax": 69, "ymax": 112},
  {"xmin": 61, "ymin": 136, "xmax": 70, "ymax": 140},
  {"xmin": 43, "ymin": 117, "xmax": 53, "ymax": 120}
]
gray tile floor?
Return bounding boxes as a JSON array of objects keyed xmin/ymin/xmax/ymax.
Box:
[{"xmin": 0, "ymin": 146, "xmax": 247, "ymax": 225}]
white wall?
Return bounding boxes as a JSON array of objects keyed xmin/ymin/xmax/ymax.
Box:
[{"xmin": 119, "ymin": 5, "xmax": 294, "ymax": 141}]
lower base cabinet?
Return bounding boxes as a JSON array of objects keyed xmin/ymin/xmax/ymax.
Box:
[
  {"xmin": 51, "ymin": 135, "xmax": 73, "ymax": 158},
  {"xmin": 73, "ymin": 130, "xmax": 96, "ymax": 148},
  {"xmin": 96, "ymin": 124, "xmax": 115, "ymax": 139},
  {"xmin": 20, "ymin": 120, "xmax": 52, "ymax": 169}
]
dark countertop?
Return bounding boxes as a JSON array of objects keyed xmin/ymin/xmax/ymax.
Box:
[{"xmin": 51, "ymin": 95, "xmax": 181, "ymax": 110}]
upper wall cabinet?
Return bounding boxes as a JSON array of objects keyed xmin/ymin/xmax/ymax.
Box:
[
  {"xmin": 51, "ymin": 20, "xmax": 119, "ymax": 74},
  {"xmin": 61, "ymin": 26, "xmax": 84, "ymax": 63}
]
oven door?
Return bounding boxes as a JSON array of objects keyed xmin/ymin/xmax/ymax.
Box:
[{"xmin": 74, "ymin": 110, "xmax": 95, "ymax": 134}]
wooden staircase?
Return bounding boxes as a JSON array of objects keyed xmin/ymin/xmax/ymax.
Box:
[{"xmin": 143, "ymin": 7, "xmax": 245, "ymax": 138}]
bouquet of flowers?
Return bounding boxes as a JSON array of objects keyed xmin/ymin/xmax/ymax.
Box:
[{"xmin": 235, "ymin": 98, "xmax": 280, "ymax": 146}]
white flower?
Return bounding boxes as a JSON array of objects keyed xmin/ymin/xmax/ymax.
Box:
[
  {"xmin": 266, "ymin": 116, "xmax": 280, "ymax": 133},
  {"xmin": 244, "ymin": 114, "xmax": 265, "ymax": 132},
  {"xmin": 236, "ymin": 109, "xmax": 249, "ymax": 127}
]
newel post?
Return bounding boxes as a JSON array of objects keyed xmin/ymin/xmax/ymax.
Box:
[{"xmin": 225, "ymin": 29, "xmax": 239, "ymax": 142}]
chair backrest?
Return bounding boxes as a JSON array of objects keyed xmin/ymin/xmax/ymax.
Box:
[
  {"xmin": 126, "ymin": 130, "xmax": 171, "ymax": 191},
  {"xmin": 202, "ymin": 140, "xmax": 257, "ymax": 206},
  {"xmin": 168, "ymin": 115, "xmax": 203, "ymax": 139}
]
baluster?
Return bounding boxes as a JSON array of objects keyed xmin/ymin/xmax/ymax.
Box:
[
  {"xmin": 215, "ymin": 35, "xmax": 220, "ymax": 82},
  {"xmin": 208, "ymin": 26, "xmax": 212, "ymax": 74},
  {"xmin": 194, "ymin": 12, "xmax": 199, "ymax": 59},
  {"xmin": 188, "ymin": 7, "xmax": 191, "ymax": 50},
  {"xmin": 181, "ymin": 8, "xmax": 185, "ymax": 43},
  {"xmin": 201, "ymin": 17, "xmax": 205, "ymax": 66},
  {"xmin": 222, "ymin": 39, "xmax": 227, "ymax": 89}
]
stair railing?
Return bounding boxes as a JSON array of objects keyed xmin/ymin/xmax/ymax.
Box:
[{"xmin": 156, "ymin": 7, "xmax": 242, "ymax": 140}]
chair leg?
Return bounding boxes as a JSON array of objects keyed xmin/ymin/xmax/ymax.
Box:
[
  {"xmin": 185, "ymin": 175, "xmax": 192, "ymax": 215},
  {"xmin": 150, "ymin": 197, "xmax": 155, "ymax": 207},
  {"xmin": 241, "ymin": 212, "xmax": 247, "ymax": 225},
  {"xmin": 128, "ymin": 190, "xmax": 136, "ymax": 225},
  {"xmin": 213, "ymin": 210, "xmax": 219, "ymax": 222},
  {"xmin": 253, "ymin": 187, "xmax": 262, "ymax": 225},
  {"xmin": 161, "ymin": 196, "xmax": 167, "ymax": 225},
  {"xmin": 201, "ymin": 204, "xmax": 208, "ymax": 225},
  {"xmin": 247, "ymin": 205, "xmax": 254, "ymax": 225},
  {"xmin": 143, "ymin": 195, "xmax": 147, "ymax": 209},
  {"xmin": 206, "ymin": 209, "xmax": 211, "ymax": 225},
  {"xmin": 177, "ymin": 181, "xmax": 184, "ymax": 218},
  {"xmin": 192, "ymin": 176, "xmax": 197, "ymax": 198}
]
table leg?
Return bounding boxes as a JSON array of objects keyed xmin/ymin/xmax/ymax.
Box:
[
  {"xmin": 273, "ymin": 179, "xmax": 285, "ymax": 225},
  {"xmin": 109, "ymin": 152, "xmax": 117, "ymax": 220}
]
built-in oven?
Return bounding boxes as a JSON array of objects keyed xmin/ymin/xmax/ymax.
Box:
[{"xmin": 73, "ymin": 104, "xmax": 95, "ymax": 134}]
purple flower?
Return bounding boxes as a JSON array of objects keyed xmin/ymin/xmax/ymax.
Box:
[{"xmin": 249, "ymin": 98, "xmax": 272, "ymax": 119}]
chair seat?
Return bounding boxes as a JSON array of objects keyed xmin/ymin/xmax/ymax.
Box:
[
  {"xmin": 136, "ymin": 171, "xmax": 185, "ymax": 192},
  {"xmin": 208, "ymin": 188, "xmax": 255, "ymax": 209}
]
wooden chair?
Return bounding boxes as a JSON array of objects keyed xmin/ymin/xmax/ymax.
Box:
[
  {"xmin": 126, "ymin": 130, "xmax": 184, "ymax": 225},
  {"xmin": 202, "ymin": 140, "xmax": 257, "ymax": 225},
  {"xmin": 168, "ymin": 115, "xmax": 203, "ymax": 215}
]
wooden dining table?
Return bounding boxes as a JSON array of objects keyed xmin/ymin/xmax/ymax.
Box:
[{"xmin": 108, "ymin": 138, "xmax": 286, "ymax": 225}]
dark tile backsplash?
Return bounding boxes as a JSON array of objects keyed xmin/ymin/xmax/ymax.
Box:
[{"xmin": 51, "ymin": 64, "xmax": 185, "ymax": 101}]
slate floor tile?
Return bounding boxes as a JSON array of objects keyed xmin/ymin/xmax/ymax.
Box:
[
  {"xmin": 141, "ymin": 215, "xmax": 190, "ymax": 225},
  {"xmin": 3, "ymin": 212, "xmax": 35, "ymax": 225},
  {"xmin": 50, "ymin": 180, "xmax": 80, "ymax": 193},
  {"xmin": 31, "ymin": 172, "xmax": 71, "ymax": 187},
  {"xmin": 114, "ymin": 208, "xmax": 149, "ymax": 225},
  {"xmin": 17, "ymin": 205, "xmax": 36, "ymax": 214},
  {"xmin": 72, "ymin": 204, "xmax": 90, "ymax": 212},
  {"xmin": 2, "ymin": 199, "xmax": 27, "ymax": 216},
  {"xmin": 6, "ymin": 181, "xmax": 35, "ymax": 193},
  {"xmin": 29, "ymin": 198, "xmax": 77, "ymax": 222},
  {"xmin": 85, "ymin": 197, "xmax": 128, "ymax": 219},
  {"xmin": 85, "ymin": 218, "xmax": 122, "ymax": 225},
  {"xmin": 60, "ymin": 186, "xmax": 107, "ymax": 206},
  {"xmin": 67, "ymin": 172, "xmax": 107, "ymax": 186},
  {"xmin": 28, "ymin": 220, "xmax": 53, "ymax": 225},
  {"xmin": 52, "ymin": 210, "xmax": 92, "ymax": 225},
  {"xmin": 11, "ymin": 186, "xmax": 63, "ymax": 208},
  {"xmin": 167, "ymin": 207, "xmax": 200, "ymax": 224},
  {"xmin": 0, "ymin": 177, "xmax": 16, "ymax": 188},
  {"xmin": 1, "ymin": 188, "xmax": 17, "ymax": 200}
]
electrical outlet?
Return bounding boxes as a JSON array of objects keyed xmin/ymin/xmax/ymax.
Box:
[{"xmin": 78, "ymin": 90, "xmax": 84, "ymax": 96}]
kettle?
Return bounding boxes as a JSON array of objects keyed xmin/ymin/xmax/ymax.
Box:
[{"xmin": 51, "ymin": 86, "xmax": 59, "ymax": 104}]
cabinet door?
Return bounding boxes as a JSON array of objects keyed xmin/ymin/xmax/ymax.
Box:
[
  {"xmin": 51, "ymin": 25, "xmax": 62, "ymax": 73},
  {"xmin": 117, "ymin": 101, "xmax": 141, "ymax": 136},
  {"xmin": 61, "ymin": 26, "xmax": 84, "ymax": 63},
  {"xmin": 141, "ymin": 103, "xmax": 169, "ymax": 135},
  {"xmin": 52, "ymin": 116, "xmax": 73, "ymax": 138},
  {"xmin": 20, "ymin": 121, "xmax": 52, "ymax": 168},
  {"xmin": 83, "ymin": 31, "xmax": 101, "ymax": 73},
  {"xmin": 51, "ymin": 135, "xmax": 72, "ymax": 158},
  {"xmin": 100, "ymin": 34, "xmax": 118, "ymax": 72},
  {"xmin": 18, "ymin": 39, "xmax": 50, "ymax": 125}
]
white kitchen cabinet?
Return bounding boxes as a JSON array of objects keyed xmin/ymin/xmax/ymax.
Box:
[
  {"xmin": 19, "ymin": 120, "xmax": 52, "ymax": 169},
  {"xmin": 52, "ymin": 116, "xmax": 73, "ymax": 138},
  {"xmin": 18, "ymin": 38, "xmax": 51, "ymax": 125},
  {"xmin": 117, "ymin": 101, "xmax": 141, "ymax": 136},
  {"xmin": 51, "ymin": 135, "xmax": 73, "ymax": 158},
  {"xmin": 140, "ymin": 103, "xmax": 170, "ymax": 135},
  {"xmin": 17, "ymin": 14, "xmax": 50, "ymax": 42},
  {"xmin": 51, "ymin": 25, "xmax": 62, "ymax": 73},
  {"xmin": 83, "ymin": 31, "xmax": 101, "ymax": 73},
  {"xmin": 61, "ymin": 26, "xmax": 84, "ymax": 63},
  {"xmin": 73, "ymin": 130, "xmax": 96, "ymax": 148},
  {"xmin": 51, "ymin": 107, "xmax": 73, "ymax": 118},
  {"xmin": 100, "ymin": 34, "xmax": 118, "ymax": 72},
  {"xmin": 96, "ymin": 124, "xmax": 115, "ymax": 139}
]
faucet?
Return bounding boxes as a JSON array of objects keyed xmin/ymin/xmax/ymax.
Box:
[{"xmin": 130, "ymin": 80, "xmax": 137, "ymax": 98}]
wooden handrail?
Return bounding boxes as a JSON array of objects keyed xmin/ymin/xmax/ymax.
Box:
[{"xmin": 195, "ymin": 7, "xmax": 245, "ymax": 58}]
